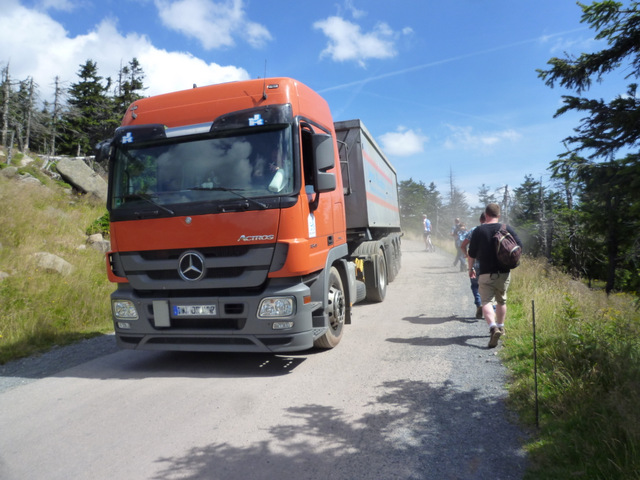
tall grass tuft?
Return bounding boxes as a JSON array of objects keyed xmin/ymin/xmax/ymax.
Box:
[
  {"xmin": 504, "ymin": 256, "xmax": 640, "ymax": 479},
  {"xmin": 0, "ymin": 173, "xmax": 113, "ymax": 364}
]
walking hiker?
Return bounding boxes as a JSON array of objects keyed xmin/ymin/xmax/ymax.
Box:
[
  {"xmin": 454, "ymin": 223, "xmax": 468, "ymax": 272},
  {"xmin": 467, "ymin": 203, "xmax": 523, "ymax": 348},
  {"xmin": 451, "ymin": 218, "xmax": 461, "ymax": 266},
  {"xmin": 460, "ymin": 212, "xmax": 485, "ymax": 319},
  {"xmin": 423, "ymin": 214, "xmax": 434, "ymax": 251}
]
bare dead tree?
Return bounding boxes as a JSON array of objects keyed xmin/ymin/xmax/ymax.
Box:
[{"xmin": 2, "ymin": 64, "xmax": 9, "ymax": 148}]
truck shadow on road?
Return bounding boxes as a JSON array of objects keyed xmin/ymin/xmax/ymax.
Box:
[
  {"xmin": 148, "ymin": 379, "xmax": 527, "ymax": 479},
  {"xmin": 101, "ymin": 350, "xmax": 308, "ymax": 379},
  {"xmin": 0, "ymin": 334, "xmax": 309, "ymax": 386}
]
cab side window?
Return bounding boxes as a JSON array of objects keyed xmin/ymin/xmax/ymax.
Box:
[{"xmin": 301, "ymin": 128, "xmax": 314, "ymax": 189}]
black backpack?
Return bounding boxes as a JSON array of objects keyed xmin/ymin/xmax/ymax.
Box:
[{"xmin": 493, "ymin": 224, "xmax": 521, "ymax": 270}]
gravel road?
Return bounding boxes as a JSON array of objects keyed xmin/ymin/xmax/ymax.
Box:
[{"xmin": 0, "ymin": 239, "xmax": 528, "ymax": 479}]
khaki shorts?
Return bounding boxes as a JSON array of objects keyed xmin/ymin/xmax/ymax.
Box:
[{"xmin": 478, "ymin": 272, "xmax": 511, "ymax": 306}]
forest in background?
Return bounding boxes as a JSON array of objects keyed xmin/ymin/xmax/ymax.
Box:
[
  {"xmin": 1, "ymin": 58, "xmax": 144, "ymax": 158},
  {"xmin": 2, "ymin": 1, "xmax": 639, "ymax": 296}
]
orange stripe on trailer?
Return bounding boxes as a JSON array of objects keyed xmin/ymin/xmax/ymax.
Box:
[
  {"xmin": 362, "ymin": 148, "xmax": 392, "ymax": 185},
  {"xmin": 366, "ymin": 192, "xmax": 400, "ymax": 212}
]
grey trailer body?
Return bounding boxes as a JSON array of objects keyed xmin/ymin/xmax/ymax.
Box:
[
  {"xmin": 334, "ymin": 119, "xmax": 402, "ymax": 301},
  {"xmin": 334, "ymin": 119, "xmax": 401, "ymax": 235}
]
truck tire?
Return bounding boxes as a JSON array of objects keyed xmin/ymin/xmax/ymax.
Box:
[
  {"xmin": 386, "ymin": 240, "xmax": 400, "ymax": 283},
  {"xmin": 314, "ymin": 267, "xmax": 346, "ymax": 349},
  {"xmin": 364, "ymin": 250, "xmax": 387, "ymax": 302}
]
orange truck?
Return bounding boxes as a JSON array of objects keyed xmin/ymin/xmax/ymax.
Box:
[{"xmin": 97, "ymin": 77, "xmax": 402, "ymax": 352}]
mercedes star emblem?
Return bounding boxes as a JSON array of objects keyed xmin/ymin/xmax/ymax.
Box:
[{"xmin": 178, "ymin": 251, "xmax": 206, "ymax": 281}]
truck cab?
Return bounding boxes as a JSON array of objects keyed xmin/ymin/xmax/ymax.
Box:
[{"xmin": 101, "ymin": 78, "xmax": 352, "ymax": 352}]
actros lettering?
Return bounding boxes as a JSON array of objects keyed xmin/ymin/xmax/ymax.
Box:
[{"xmin": 237, "ymin": 234, "xmax": 275, "ymax": 242}]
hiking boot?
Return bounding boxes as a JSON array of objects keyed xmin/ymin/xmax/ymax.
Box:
[
  {"xmin": 475, "ymin": 306, "xmax": 483, "ymax": 319},
  {"xmin": 499, "ymin": 326, "xmax": 506, "ymax": 336},
  {"xmin": 488, "ymin": 326, "xmax": 502, "ymax": 348}
]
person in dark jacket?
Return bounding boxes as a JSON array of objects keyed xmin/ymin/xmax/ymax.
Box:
[
  {"xmin": 460, "ymin": 212, "xmax": 486, "ymax": 319},
  {"xmin": 467, "ymin": 203, "xmax": 523, "ymax": 348}
]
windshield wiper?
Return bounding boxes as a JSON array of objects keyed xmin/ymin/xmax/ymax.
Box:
[
  {"xmin": 124, "ymin": 193, "xmax": 175, "ymax": 215},
  {"xmin": 187, "ymin": 186, "xmax": 267, "ymax": 210}
]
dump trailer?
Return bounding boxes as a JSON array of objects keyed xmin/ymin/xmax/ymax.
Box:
[
  {"xmin": 98, "ymin": 77, "xmax": 402, "ymax": 353},
  {"xmin": 335, "ymin": 120, "xmax": 402, "ymax": 301}
]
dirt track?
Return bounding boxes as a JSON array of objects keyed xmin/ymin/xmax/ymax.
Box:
[{"xmin": 0, "ymin": 239, "xmax": 528, "ymax": 479}]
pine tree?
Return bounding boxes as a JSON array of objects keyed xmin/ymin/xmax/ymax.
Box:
[
  {"xmin": 538, "ymin": 1, "xmax": 640, "ymax": 293},
  {"xmin": 398, "ymin": 179, "xmax": 443, "ymax": 237},
  {"xmin": 59, "ymin": 60, "xmax": 112, "ymax": 156},
  {"xmin": 114, "ymin": 58, "xmax": 146, "ymax": 115}
]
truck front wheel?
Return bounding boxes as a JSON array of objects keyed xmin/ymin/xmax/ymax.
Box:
[{"xmin": 314, "ymin": 267, "xmax": 345, "ymax": 349}]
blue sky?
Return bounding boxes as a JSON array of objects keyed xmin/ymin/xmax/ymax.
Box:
[{"xmin": 1, "ymin": 0, "xmax": 628, "ymax": 206}]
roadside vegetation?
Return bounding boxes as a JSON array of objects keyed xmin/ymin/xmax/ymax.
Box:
[
  {"xmin": 506, "ymin": 257, "xmax": 640, "ymax": 479},
  {"xmin": 412, "ymin": 232, "xmax": 640, "ymax": 478},
  {"xmin": 0, "ymin": 157, "xmax": 113, "ymax": 364}
]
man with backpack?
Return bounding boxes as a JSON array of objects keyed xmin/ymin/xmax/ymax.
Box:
[{"xmin": 467, "ymin": 203, "xmax": 523, "ymax": 348}]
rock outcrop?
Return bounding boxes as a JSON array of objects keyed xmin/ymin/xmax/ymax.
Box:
[
  {"xmin": 32, "ymin": 252, "xmax": 75, "ymax": 276},
  {"xmin": 56, "ymin": 157, "xmax": 108, "ymax": 202},
  {"xmin": 87, "ymin": 233, "xmax": 111, "ymax": 253}
]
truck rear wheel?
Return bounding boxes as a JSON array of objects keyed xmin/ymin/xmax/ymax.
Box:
[
  {"xmin": 364, "ymin": 250, "xmax": 387, "ymax": 302},
  {"xmin": 314, "ymin": 267, "xmax": 345, "ymax": 349},
  {"xmin": 386, "ymin": 240, "xmax": 400, "ymax": 283}
]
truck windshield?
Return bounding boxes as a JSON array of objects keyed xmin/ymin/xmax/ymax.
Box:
[{"xmin": 110, "ymin": 126, "xmax": 293, "ymax": 210}]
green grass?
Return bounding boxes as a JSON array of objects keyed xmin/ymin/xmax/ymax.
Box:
[
  {"xmin": 0, "ymin": 163, "xmax": 113, "ymax": 364},
  {"xmin": 504, "ymin": 257, "xmax": 640, "ymax": 479}
]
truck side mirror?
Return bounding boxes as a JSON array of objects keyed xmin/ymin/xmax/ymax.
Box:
[
  {"xmin": 312, "ymin": 133, "xmax": 336, "ymax": 193},
  {"xmin": 95, "ymin": 140, "xmax": 112, "ymax": 164}
]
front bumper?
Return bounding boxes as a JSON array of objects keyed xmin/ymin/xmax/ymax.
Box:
[{"xmin": 110, "ymin": 279, "xmax": 320, "ymax": 353}]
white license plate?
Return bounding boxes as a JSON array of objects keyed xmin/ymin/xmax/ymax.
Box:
[{"xmin": 173, "ymin": 305, "xmax": 217, "ymax": 316}]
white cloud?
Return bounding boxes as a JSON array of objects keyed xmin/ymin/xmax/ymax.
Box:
[
  {"xmin": 443, "ymin": 125, "xmax": 521, "ymax": 151},
  {"xmin": 140, "ymin": 48, "xmax": 249, "ymax": 96},
  {"xmin": 538, "ymin": 27, "xmax": 597, "ymax": 55},
  {"xmin": 154, "ymin": 0, "xmax": 272, "ymax": 50},
  {"xmin": 0, "ymin": 2, "xmax": 249, "ymax": 104},
  {"xmin": 313, "ymin": 16, "xmax": 397, "ymax": 67},
  {"xmin": 544, "ymin": 36, "xmax": 593, "ymax": 55},
  {"xmin": 342, "ymin": 0, "xmax": 366, "ymax": 19},
  {"xmin": 36, "ymin": 0, "xmax": 76, "ymax": 11},
  {"xmin": 379, "ymin": 126, "xmax": 428, "ymax": 157}
]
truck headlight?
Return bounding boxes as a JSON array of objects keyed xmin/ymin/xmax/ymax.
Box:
[
  {"xmin": 258, "ymin": 297, "xmax": 295, "ymax": 318},
  {"xmin": 112, "ymin": 299, "xmax": 139, "ymax": 320}
]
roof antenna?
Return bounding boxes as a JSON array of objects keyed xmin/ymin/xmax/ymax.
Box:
[{"xmin": 262, "ymin": 60, "xmax": 268, "ymax": 100}]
